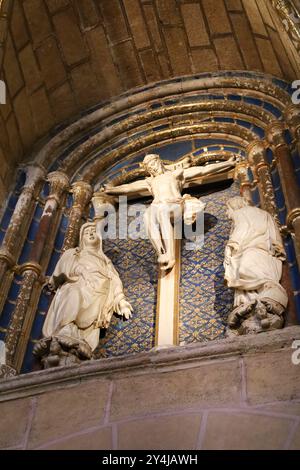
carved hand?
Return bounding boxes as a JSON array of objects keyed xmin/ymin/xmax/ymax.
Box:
[
  {"xmin": 47, "ymin": 277, "xmax": 56, "ymax": 292},
  {"xmin": 117, "ymin": 299, "xmax": 133, "ymax": 320}
]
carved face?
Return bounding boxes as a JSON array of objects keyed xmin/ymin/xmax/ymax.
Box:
[
  {"xmin": 226, "ymin": 197, "xmax": 249, "ymax": 215},
  {"xmin": 144, "ymin": 155, "xmax": 165, "ymax": 176},
  {"xmin": 82, "ymin": 225, "xmax": 99, "ymax": 248}
]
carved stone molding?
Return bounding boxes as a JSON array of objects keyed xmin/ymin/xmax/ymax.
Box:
[
  {"xmin": 62, "ymin": 101, "xmax": 273, "ymax": 178},
  {"xmin": 1, "ymin": 326, "xmax": 299, "ymax": 400},
  {"xmin": 0, "ymin": 364, "xmax": 16, "ymax": 380},
  {"xmin": 82, "ymin": 122, "xmax": 254, "ymax": 184},
  {"xmin": 32, "ymin": 74, "xmax": 290, "ymax": 173}
]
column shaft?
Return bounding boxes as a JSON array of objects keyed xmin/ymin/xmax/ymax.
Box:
[
  {"xmin": 5, "ymin": 171, "xmax": 69, "ymax": 370},
  {"xmin": 247, "ymin": 140, "xmax": 280, "ymax": 225},
  {"xmin": 63, "ymin": 182, "xmax": 93, "ymax": 251},
  {"xmin": 267, "ymin": 123, "xmax": 300, "ymax": 267},
  {"xmin": 0, "ymin": 164, "xmax": 45, "ymax": 285},
  {"xmin": 234, "ymin": 162, "xmax": 253, "ymax": 203}
]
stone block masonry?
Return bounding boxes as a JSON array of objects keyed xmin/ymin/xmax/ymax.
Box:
[{"xmin": 0, "ymin": 326, "xmax": 300, "ymax": 450}]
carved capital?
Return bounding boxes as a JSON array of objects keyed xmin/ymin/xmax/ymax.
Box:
[
  {"xmin": 285, "ymin": 105, "xmax": 300, "ymax": 139},
  {"xmin": 287, "ymin": 208, "xmax": 300, "ymax": 229},
  {"xmin": 247, "ymin": 140, "xmax": 267, "ymax": 166},
  {"xmin": 234, "ymin": 162, "xmax": 250, "ymax": 182},
  {"xmin": 71, "ymin": 181, "xmax": 93, "ymax": 209},
  {"xmin": 266, "ymin": 122, "xmax": 286, "ymax": 149},
  {"xmin": 0, "ymin": 248, "xmax": 15, "ymax": 267},
  {"xmin": 18, "ymin": 261, "xmax": 42, "ymax": 277},
  {"xmin": 92, "ymin": 192, "xmax": 117, "ymax": 219},
  {"xmin": 23, "ymin": 163, "xmax": 46, "ymax": 190},
  {"xmin": 47, "ymin": 171, "xmax": 70, "ymax": 201}
]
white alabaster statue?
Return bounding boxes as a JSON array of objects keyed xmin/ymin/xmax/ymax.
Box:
[
  {"xmin": 224, "ymin": 196, "xmax": 288, "ymax": 336},
  {"xmin": 38, "ymin": 222, "xmax": 132, "ymax": 365},
  {"xmin": 106, "ymin": 153, "xmax": 236, "ymax": 270}
]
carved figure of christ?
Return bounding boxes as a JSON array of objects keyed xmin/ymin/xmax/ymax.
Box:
[{"xmin": 105, "ymin": 153, "xmax": 236, "ymax": 271}]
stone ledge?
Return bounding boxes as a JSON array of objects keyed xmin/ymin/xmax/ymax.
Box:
[{"xmin": 0, "ymin": 326, "xmax": 299, "ymax": 402}]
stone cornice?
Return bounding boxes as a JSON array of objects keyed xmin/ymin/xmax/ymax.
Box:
[{"xmin": 0, "ymin": 326, "xmax": 299, "ymax": 402}]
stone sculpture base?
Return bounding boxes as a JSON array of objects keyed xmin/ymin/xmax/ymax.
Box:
[
  {"xmin": 0, "ymin": 364, "xmax": 17, "ymax": 379},
  {"xmin": 33, "ymin": 335, "xmax": 93, "ymax": 369},
  {"xmin": 226, "ymin": 298, "xmax": 285, "ymax": 337}
]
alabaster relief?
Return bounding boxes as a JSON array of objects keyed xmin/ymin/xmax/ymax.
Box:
[
  {"xmin": 105, "ymin": 153, "xmax": 236, "ymax": 271},
  {"xmin": 34, "ymin": 222, "xmax": 132, "ymax": 368},
  {"xmin": 224, "ymin": 197, "xmax": 288, "ymax": 337}
]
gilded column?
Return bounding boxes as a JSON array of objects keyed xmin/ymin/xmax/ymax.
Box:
[
  {"xmin": 0, "ymin": 163, "xmax": 45, "ymax": 285},
  {"xmin": 5, "ymin": 171, "xmax": 69, "ymax": 371},
  {"xmin": 285, "ymin": 105, "xmax": 300, "ymax": 151},
  {"xmin": 247, "ymin": 140, "xmax": 280, "ymax": 226},
  {"xmin": 267, "ymin": 122, "xmax": 300, "ymax": 266},
  {"xmin": 63, "ymin": 181, "xmax": 93, "ymax": 251},
  {"xmin": 234, "ymin": 161, "xmax": 253, "ymax": 203}
]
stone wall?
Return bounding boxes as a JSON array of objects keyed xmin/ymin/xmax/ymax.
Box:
[
  {"xmin": 1, "ymin": 326, "xmax": 300, "ymax": 450},
  {"xmin": 0, "ymin": 0, "xmax": 300, "ymax": 199}
]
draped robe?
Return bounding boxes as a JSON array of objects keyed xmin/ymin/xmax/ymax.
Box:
[
  {"xmin": 43, "ymin": 247, "xmax": 125, "ymax": 351},
  {"xmin": 224, "ymin": 205, "xmax": 288, "ymax": 308}
]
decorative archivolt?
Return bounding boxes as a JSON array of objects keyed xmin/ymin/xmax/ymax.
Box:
[
  {"xmin": 78, "ymin": 124, "xmax": 254, "ymax": 185},
  {"xmin": 31, "ymin": 73, "xmax": 291, "ymax": 173},
  {"xmin": 61, "ymin": 105, "xmax": 272, "ymax": 181}
]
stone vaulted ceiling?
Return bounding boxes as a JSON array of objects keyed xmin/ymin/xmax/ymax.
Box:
[{"xmin": 0, "ymin": 0, "xmax": 299, "ymax": 201}]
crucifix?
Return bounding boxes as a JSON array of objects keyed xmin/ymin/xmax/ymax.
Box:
[{"xmin": 103, "ymin": 153, "xmax": 237, "ymax": 348}]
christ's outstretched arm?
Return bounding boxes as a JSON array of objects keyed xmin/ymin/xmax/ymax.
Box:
[
  {"xmin": 104, "ymin": 178, "xmax": 150, "ymax": 197},
  {"xmin": 183, "ymin": 157, "xmax": 236, "ymax": 181}
]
